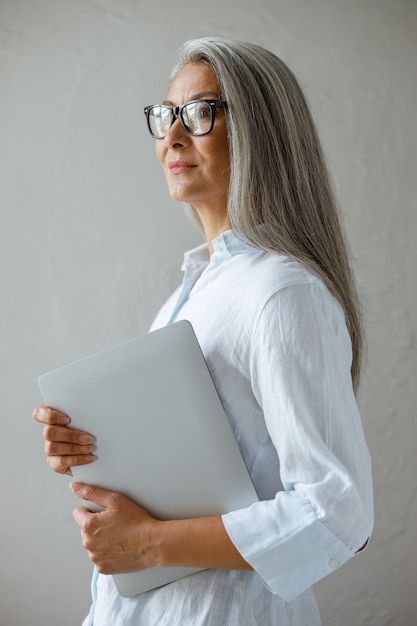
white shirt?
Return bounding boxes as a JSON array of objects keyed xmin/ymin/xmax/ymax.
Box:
[{"xmin": 84, "ymin": 230, "xmax": 373, "ymax": 626}]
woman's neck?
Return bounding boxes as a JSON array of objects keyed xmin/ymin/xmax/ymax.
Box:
[{"xmin": 197, "ymin": 210, "xmax": 231, "ymax": 256}]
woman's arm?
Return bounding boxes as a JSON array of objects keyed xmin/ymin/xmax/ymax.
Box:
[{"xmin": 70, "ymin": 482, "xmax": 252, "ymax": 575}]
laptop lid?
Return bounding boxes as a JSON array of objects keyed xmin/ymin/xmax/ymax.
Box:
[{"xmin": 38, "ymin": 320, "xmax": 258, "ymax": 596}]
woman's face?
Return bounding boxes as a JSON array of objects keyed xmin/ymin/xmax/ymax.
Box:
[{"xmin": 155, "ymin": 63, "xmax": 230, "ymax": 227}]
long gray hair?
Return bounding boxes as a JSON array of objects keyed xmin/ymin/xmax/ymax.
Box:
[{"xmin": 172, "ymin": 37, "xmax": 364, "ymax": 390}]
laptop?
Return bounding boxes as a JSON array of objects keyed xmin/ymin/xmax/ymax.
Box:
[{"xmin": 38, "ymin": 320, "xmax": 258, "ymax": 596}]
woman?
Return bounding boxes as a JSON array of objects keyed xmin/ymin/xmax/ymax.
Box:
[{"xmin": 34, "ymin": 37, "xmax": 373, "ymax": 625}]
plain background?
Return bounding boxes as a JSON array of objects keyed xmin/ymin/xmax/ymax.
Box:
[{"xmin": 1, "ymin": 1, "xmax": 416, "ymax": 624}]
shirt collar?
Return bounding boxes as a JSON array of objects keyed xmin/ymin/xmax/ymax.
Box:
[
  {"xmin": 212, "ymin": 230, "xmax": 258, "ymax": 257},
  {"xmin": 181, "ymin": 242, "xmax": 210, "ymax": 272},
  {"xmin": 182, "ymin": 229, "xmax": 257, "ymax": 268}
]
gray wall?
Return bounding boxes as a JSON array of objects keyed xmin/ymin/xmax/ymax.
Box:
[{"xmin": 1, "ymin": 1, "xmax": 416, "ymax": 624}]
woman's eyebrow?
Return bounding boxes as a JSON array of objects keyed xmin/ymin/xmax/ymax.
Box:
[{"xmin": 162, "ymin": 91, "xmax": 219, "ymax": 106}]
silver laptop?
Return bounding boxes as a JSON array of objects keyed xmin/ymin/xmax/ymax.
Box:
[{"xmin": 38, "ymin": 320, "xmax": 258, "ymax": 597}]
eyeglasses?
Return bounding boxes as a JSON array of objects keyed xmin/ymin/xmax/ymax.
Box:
[{"xmin": 144, "ymin": 99, "xmax": 227, "ymax": 139}]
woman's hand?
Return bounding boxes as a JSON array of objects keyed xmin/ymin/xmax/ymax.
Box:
[
  {"xmin": 71, "ymin": 482, "xmax": 158, "ymax": 574},
  {"xmin": 33, "ymin": 406, "xmax": 95, "ymax": 476}
]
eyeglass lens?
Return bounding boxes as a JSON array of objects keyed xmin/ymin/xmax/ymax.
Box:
[{"xmin": 148, "ymin": 101, "xmax": 214, "ymax": 138}]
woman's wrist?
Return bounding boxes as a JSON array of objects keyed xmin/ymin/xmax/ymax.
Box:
[{"xmin": 147, "ymin": 519, "xmax": 167, "ymax": 568}]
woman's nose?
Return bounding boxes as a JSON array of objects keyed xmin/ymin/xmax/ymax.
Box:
[{"xmin": 164, "ymin": 116, "xmax": 190, "ymax": 148}]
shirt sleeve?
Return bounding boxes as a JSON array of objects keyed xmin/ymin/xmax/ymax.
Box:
[{"xmin": 222, "ymin": 281, "xmax": 373, "ymax": 601}]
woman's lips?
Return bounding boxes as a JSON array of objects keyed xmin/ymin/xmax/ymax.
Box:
[{"xmin": 168, "ymin": 161, "xmax": 197, "ymax": 174}]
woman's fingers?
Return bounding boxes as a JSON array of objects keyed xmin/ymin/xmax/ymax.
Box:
[
  {"xmin": 33, "ymin": 405, "xmax": 71, "ymax": 426},
  {"xmin": 43, "ymin": 432, "xmax": 96, "ymax": 474},
  {"xmin": 33, "ymin": 405, "xmax": 95, "ymax": 475},
  {"xmin": 42, "ymin": 423, "xmax": 93, "ymax": 445},
  {"xmin": 46, "ymin": 453, "xmax": 95, "ymax": 475},
  {"xmin": 43, "ymin": 438, "xmax": 94, "ymax": 457}
]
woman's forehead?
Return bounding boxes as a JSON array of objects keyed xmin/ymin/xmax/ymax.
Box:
[{"xmin": 166, "ymin": 63, "xmax": 219, "ymax": 104}]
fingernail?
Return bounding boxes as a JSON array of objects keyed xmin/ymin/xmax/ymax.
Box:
[
  {"xmin": 58, "ymin": 415, "xmax": 70, "ymax": 425},
  {"xmin": 79, "ymin": 434, "xmax": 93, "ymax": 444},
  {"xmin": 70, "ymin": 481, "xmax": 83, "ymax": 492}
]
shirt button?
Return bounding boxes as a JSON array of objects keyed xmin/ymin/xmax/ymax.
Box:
[{"xmin": 328, "ymin": 558, "xmax": 340, "ymax": 568}]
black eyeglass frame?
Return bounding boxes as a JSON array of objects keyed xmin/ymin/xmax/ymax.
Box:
[{"xmin": 143, "ymin": 99, "xmax": 227, "ymax": 139}]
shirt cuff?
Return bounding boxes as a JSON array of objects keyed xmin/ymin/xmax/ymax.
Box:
[{"xmin": 222, "ymin": 491, "xmax": 354, "ymax": 602}]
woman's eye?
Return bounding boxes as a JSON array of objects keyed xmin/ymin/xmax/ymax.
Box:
[{"xmin": 198, "ymin": 108, "xmax": 210, "ymax": 119}]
